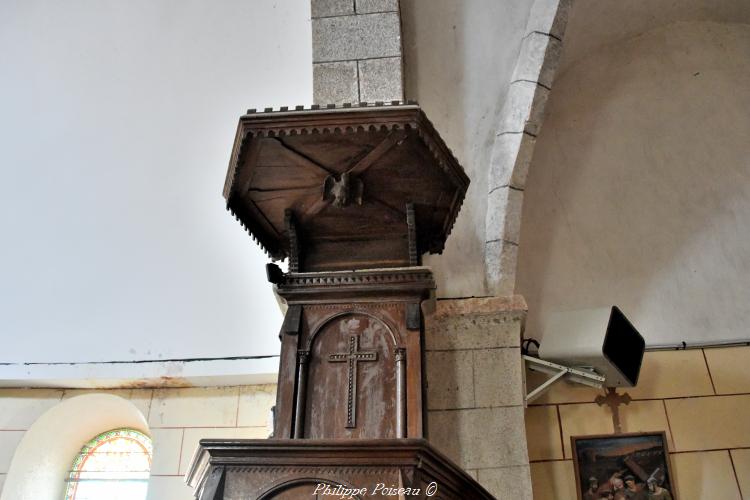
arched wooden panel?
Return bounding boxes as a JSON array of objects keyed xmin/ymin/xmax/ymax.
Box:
[{"xmin": 304, "ymin": 313, "xmax": 397, "ymax": 438}]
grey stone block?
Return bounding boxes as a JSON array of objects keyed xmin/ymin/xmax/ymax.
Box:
[
  {"xmin": 358, "ymin": 57, "xmax": 403, "ymax": 102},
  {"xmin": 485, "ymin": 186, "xmax": 524, "ymax": 245},
  {"xmin": 526, "ymin": 0, "xmax": 572, "ymax": 40},
  {"xmin": 425, "ymin": 311, "xmax": 523, "ymax": 351},
  {"xmin": 428, "ymin": 406, "xmax": 529, "ymax": 469},
  {"xmin": 312, "ymin": 13, "xmax": 401, "ymax": 62},
  {"xmin": 484, "ymin": 239, "xmax": 519, "ymax": 296},
  {"xmin": 311, "ymin": 0, "xmax": 354, "ymax": 18},
  {"xmin": 488, "ymin": 132, "xmax": 523, "ymax": 190},
  {"xmin": 313, "ymin": 61, "xmax": 359, "ymax": 104},
  {"xmin": 477, "ymin": 466, "xmax": 533, "ymax": 500},
  {"xmin": 512, "ymin": 32, "xmax": 562, "ymax": 89},
  {"xmin": 355, "ymin": 0, "xmax": 399, "ymax": 13},
  {"xmin": 497, "ymin": 80, "xmax": 550, "ymax": 137},
  {"xmin": 473, "ymin": 348, "xmax": 524, "ymax": 407},
  {"xmin": 488, "ymin": 131, "xmax": 537, "ymax": 191},
  {"xmin": 425, "ymin": 350, "xmax": 475, "ymax": 410}
]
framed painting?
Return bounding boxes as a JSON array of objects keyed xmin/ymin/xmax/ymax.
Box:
[{"xmin": 571, "ymin": 431, "xmax": 676, "ymax": 499}]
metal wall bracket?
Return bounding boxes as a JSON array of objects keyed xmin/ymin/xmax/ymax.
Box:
[{"xmin": 523, "ymin": 355, "xmax": 605, "ymax": 405}]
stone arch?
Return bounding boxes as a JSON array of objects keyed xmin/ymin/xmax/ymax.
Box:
[
  {"xmin": 514, "ymin": 8, "xmax": 750, "ymax": 344},
  {"xmin": 484, "ymin": 0, "xmax": 573, "ymax": 295},
  {"xmin": 485, "ymin": 0, "xmax": 750, "ymax": 296},
  {"xmin": 1, "ymin": 394, "xmax": 149, "ymax": 500}
]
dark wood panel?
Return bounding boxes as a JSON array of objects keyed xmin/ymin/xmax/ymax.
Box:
[
  {"xmin": 223, "ymin": 104, "xmax": 469, "ymax": 268},
  {"xmin": 187, "ymin": 439, "xmax": 495, "ymax": 500},
  {"xmin": 304, "ymin": 313, "xmax": 397, "ymax": 439}
]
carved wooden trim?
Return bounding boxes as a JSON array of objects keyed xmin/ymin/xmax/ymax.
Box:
[
  {"xmin": 293, "ymin": 350, "xmax": 310, "ymax": 438},
  {"xmin": 258, "ymin": 478, "xmax": 367, "ymax": 500},
  {"xmin": 306, "ymin": 311, "xmax": 399, "ymax": 351},
  {"xmin": 304, "ymin": 302, "xmax": 400, "ymax": 310},
  {"xmin": 199, "ymin": 465, "xmax": 225, "ymax": 500},
  {"xmin": 281, "ymin": 270, "xmax": 434, "ymax": 287},
  {"xmin": 223, "ymin": 104, "xmax": 469, "ymax": 259},
  {"xmin": 406, "ymin": 202, "xmax": 418, "ymax": 266},
  {"xmin": 285, "ymin": 209, "xmax": 300, "ymax": 272},
  {"xmin": 187, "ymin": 439, "xmax": 495, "ymax": 499},
  {"xmin": 395, "ymin": 348, "xmax": 407, "ymax": 438}
]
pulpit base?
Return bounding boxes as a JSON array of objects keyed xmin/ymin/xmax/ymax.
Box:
[{"xmin": 185, "ymin": 439, "xmax": 494, "ymax": 500}]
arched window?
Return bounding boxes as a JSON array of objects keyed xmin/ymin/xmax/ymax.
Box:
[{"xmin": 64, "ymin": 428, "xmax": 152, "ymax": 500}]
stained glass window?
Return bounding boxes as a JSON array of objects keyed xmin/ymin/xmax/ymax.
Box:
[{"xmin": 64, "ymin": 428, "xmax": 152, "ymax": 500}]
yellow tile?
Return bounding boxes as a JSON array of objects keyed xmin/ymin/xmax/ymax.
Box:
[
  {"xmin": 149, "ymin": 387, "xmax": 240, "ymax": 428},
  {"xmin": 619, "ymin": 400, "xmax": 674, "ymax": 450},
  {"xmin": 237, "ymin": 385, "xmax": 276, "ymax": 428},
  {"xmin": 666, "ymin": 395, "xmax": 750, "ymax": 451},
  {"xmin": 0, "ymin": 389, "xmax": 63, "ymax": 430},
  {"xmin": 671, "ymin": 451, "xmax": 740, "ymax": 500},
  {"xmin": 730, "ymin": 449, "xmax": 750, "ymax": 499},
  {"xmin": 525, "ymin": 406, "xmax": 563, "ymax": 461},
  {"xmin": 558, "ymin": 403, "xmax": 613, "ymax": 458},
  {"xmin": 530, "ymin": 460, "xmax": 576, "ymax": 500},
  {"xmin": 179, "ymin": 427, "xmax": 269, "ymax": 475},
  {"xmin": 704, "ymin": 346, "xmax": 750, "ymax": 394},
  {"xmin": 526, "ymin": 369, "xmax": 600, "ymax": 405},
  {"xmin": 150, "ymin": 428, "xmax": 183, "ymax": 475},
  {"xmin": 627, "ymin": 350, "xmax": 714, "ymax": 399},
  {"xmin": 0, "ymin": 431, "xmax": 25, "ymax": 473},
  {"xmin": 146, "ymin": 476, "xmax": 194, "ymax": 500}
]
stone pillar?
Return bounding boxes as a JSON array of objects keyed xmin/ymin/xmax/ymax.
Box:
[
  {"xmin": 311, "ymin": 0, "xmax": 404, "ymax": 104},
  {"xmin": 425, "ymin": 296, "xmax": 533, "ymax": 499}
]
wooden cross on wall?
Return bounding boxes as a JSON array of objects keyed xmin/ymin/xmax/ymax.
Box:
[
  {"xmin": 328, "ymin": 335, "xmax": 378, "ymax": 428},
  {"xmin": 595, "ymin": 387, "xmax": 632, "ymax": 434}
]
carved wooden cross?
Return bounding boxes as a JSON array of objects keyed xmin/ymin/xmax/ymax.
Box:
[
  {"xmin": 328, "ymin": 335, "xmax": 378, "ymax": 428},
  {"xmin": 595, "ymin": 387, "xmax": 632, "ymax": 434}
]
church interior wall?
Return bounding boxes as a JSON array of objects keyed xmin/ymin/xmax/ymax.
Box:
[
  {"xmin": 401, "ymin": 0, "xmax": 537, "ymax": 298},
  {"xmin": 515, "ymin": 11, "xmax": 750, "ymax": 498},
  {"xmin": 3, "ymin": 2, "xmax": 748, "ymax": 499},
  {"xmin": 516, "ymin": 20, "xmax": 750, "ymax": 346},
  {"xmin": 526, "ymin": 345, "xmax": 750, "ymax": 499},
  {"xmin": 0, "ymin": 384, "xmax": 275, "ymax": 499}
]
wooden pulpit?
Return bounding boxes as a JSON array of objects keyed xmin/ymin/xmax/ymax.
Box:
[{"xmin": 186, "ymin": 103, "xmax": 494, "ymax": 499}]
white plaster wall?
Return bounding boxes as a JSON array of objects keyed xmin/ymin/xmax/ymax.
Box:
[
  {"xmin": 401, "ymin": 0, "xmax": 535, "ymax": 297},
  {"xmin": 1, "ymin": 394, "xmax": 149, "ymax": 500},
  {"xmin": 560, "ymin": 0, "xmax": 750, "ymax": 74},
  {"xmin": 0, "ymin": 385, "xmax": 276, "ymax": 499},
  {"xmin": 517, "ymin": 21, "xmax": 750, "ymax": 345},
  {"xmin": 0, "ymin": 1, "xmax": 311, "ymax": 373}
]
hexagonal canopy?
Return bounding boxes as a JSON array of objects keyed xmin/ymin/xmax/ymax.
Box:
[{"xmin": 223, "ymin": 103, "xmax": 469, "ymax": 272}]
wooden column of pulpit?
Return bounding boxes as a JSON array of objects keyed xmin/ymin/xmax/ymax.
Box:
[{"xmin": 186, "ymin": 103, "xmax": 494, "ymax": 499}]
